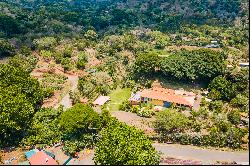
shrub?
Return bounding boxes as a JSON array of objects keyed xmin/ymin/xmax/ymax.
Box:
[
  {"xmin": 61, "ymin": 58, "xmax": 72, "ymax": 71},
  {"xmin": 76, "ymin": 52, "xmax": 87, "ymax": 69},
  {"xmin": 69, "ymin": 90, "xmax": 81, "ymax": 105},
  {"xmin": 40, "ymin": 50, "xmax": 53, "ymax": 60},
  {"xmin": 230, "ymin": 94, "xmax": 249, "ymax": 112},
  {"xmin": 131, "ymin": 106, "xmax": 140, "ymax": 114},
  {"xmin": 154, "ymin": 109, "xmax": 190, "ymax": 134},
  {"xmin": 33, "ymin": 37, "xmax": 57, "ymax": 50},
  {"xmin": 0, "ymin": 39, "xmax": 15, "ymax": 57},
  {"xmin": 59, "ymin": 103, "xmax": 102, "ymax": 135},
  {"xmin": 118, "ymin": 100, "xmax": 132, "ymax": 112},
  {"xmin": 209, "ymin": 100, "xmax": 224, "ymax": 114},
  {"xmin": 137, "ymin": 107, "xmax": 154, "ymax": 118},
  {"xmin": 227, "ymin": 109, "xmax": 241, "ymax": 125},
  {"xmin": 63, "ymin": 47, "xmax": 73, "ymax": 58}
]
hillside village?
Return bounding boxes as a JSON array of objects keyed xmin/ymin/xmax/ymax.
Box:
[{"xmin": 0, "ymin": 0, "xmax": 249, "ymax": 165}]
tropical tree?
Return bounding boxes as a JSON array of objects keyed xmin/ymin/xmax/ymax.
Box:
[
  {"xmin": 0, "ymin": 64, "xmax": 44, "ymax": 147},
  {"xmin": 154, "ymin": 109, "xmax": 190, "ymax": 134},
  {"xmin": 133, "ymin": 52, "xmax": 159, "ymax": 79},
  {"xmin": 59, "ymin": 103, "xmax": 102, "ymax": 136},
  {"xmin": 94, "ymin": 119, "xmax": 160, "ymax": 165}
]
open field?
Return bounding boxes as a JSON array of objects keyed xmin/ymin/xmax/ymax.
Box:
[{"xmin": 106, "ymin": 88, "xmax": 131, "ymax": 111}]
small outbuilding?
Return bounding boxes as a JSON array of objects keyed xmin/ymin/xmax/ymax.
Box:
[
  {"xmin": 129, "ymin": 92, "xmax": 141, "ymax": 105},
  {"xmin": 239, "ymin": 62, "xmax": 249, "ymax": 68},
  {"xmin": 93, "ymin": 96, "xmax": 110, "ymax": 106}
]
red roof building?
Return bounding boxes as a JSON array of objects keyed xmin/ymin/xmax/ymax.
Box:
[
  {"xmin": 140, "ymin": 87, "xmax": 195, "ymax": 107},
  {"xmin": 29, "ymin": 151, "xmax": 58, "ymax": 165}
]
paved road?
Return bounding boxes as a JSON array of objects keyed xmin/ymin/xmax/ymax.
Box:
[
  {"xmin": 154, "ymin": 143, "xmax": 249, "ymax": 164},
  {"xmin": 71, "ymin": 143, "xmax": 249, "ymax": 165}
]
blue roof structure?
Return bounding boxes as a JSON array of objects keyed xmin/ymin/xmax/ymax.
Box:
[{"xmin": 24, "ymin": 149, "xmax": 39, "ymax": 159}]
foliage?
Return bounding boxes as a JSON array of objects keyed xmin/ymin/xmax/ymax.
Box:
[
  {"xmin": 63, "ymin": 47, "xmax": 73, "ymax": 58},
  {"xmin": 154, "ymin": 109, "xmax": 190, "ymax": 134},
  {"xmin": 230, "ymin": 94, "xmax": 249, "ymax": 112},
  {"xmin": 41, "ymin": 73, "xmax": 67, "ymax": 91},
  {"xmin": 0, "ymin": 64, "xmax": 45, "ymax": 147},
  {"xmin": 161, "ymin": 49, "xmax": 227, "ymax": 82},
  {"xmin": 0, "ymin": 39, "xmax": 15, "ymax": 58},
  {"xmin": 59, "ymin": 103, "xmax": 102, "ymax": 135},
  {"xmin": 8, "ymin": 54, "xmax": 38, "ymax": 73},
  {"xmin": 22, "ymin": 107, "xmax": 63, "ymax": 146},
  {"xmin": 78, "ymin": 76, "xmax": 96, "ymax": 98},
  {"xmin": 208, "ymin": 69, "xmax": 249, "ymax": 102},
  {"xmin": 118, "ymin": 100, "xmax": 131, "ymax": 112},
  {"xmin": 208, "ymin": 76, "xmax": 235, "ymax": 101},
  {"xmin": 132, "ymin": 52, "xmax": 159, "ymax": 79},
  {"xmin": 20, "ymin": 46, "xmax": 32, "ymax": 56},
  {"xmin": 94, "ymin": 119, "xmax": 160, "ymax": 165},
  {"xmin": 76, "ymin": 52, "xmax": 87, "ymax": 69},
  {"xmin": 227, "ymin": 109, "xmax": 241, "ymax": 125},
  {"xmin": 0, "ymin": 14, "xmax": 21, "ymax": 36},
  {"xmin": 100, "ymin": 108, "xmax": 112, "ymax": 128},
  {"xmin": 137, "ymin": 107, "xmax": 155, "ymax": 118},
  {"xmin": 33, "ymin": 37, "xmax": 57, "ymax": 51},
  {"xmin": 69, "ymin": 90, "xmax": 81, "ymax": 105},
  {"xmin": 61, "ymin": 57, "xmax": 72, "ymax": 71},
  {"xmin": 208, "ymin": 100, "xmax": 224, "ymax": 114},
  {"xmin": 63, "ymin": 133, "xmax": 96, "ymax": 156}
]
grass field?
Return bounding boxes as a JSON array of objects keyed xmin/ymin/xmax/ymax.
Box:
[{"xmin": 106, "ymin": 87, "xmax": 131, "ymax": 111}]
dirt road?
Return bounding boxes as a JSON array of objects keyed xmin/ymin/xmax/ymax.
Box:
[{"xmin": 56, "ymin": 75, "xmax": 78, "ymax": 109}]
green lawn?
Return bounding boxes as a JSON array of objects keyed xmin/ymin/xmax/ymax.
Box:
[{"xmin": 106, "ymin": 88, "xmax": 131, "ymax": 111}]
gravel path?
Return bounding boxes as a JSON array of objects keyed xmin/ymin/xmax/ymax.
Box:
[
  {"xmin": 154, "ymin": 143, "xmax": 249, "ymax": 164},
  {"xmin": 56, "ymin": 75, "xmax": 78, "ymax": 109}
]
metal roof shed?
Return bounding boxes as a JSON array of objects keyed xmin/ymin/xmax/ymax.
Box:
[{"xmin": 93, "ymin": 96, "xmax": 110, "ymax": 106}]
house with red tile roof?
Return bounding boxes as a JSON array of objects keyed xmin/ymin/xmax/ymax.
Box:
[
  {"xmin": 28, "ymin": 151, "xmax": 58, "ymax": 165},
  {"xmin": 134, "ymin": 87, "xmax": 196, "ymax": 108}
]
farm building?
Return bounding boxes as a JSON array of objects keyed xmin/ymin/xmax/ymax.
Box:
[
  {"xmin": 129, "ymin": 92, "xmax": 141, "ymax": 105},
  {"xmin": 130, "ymin": 87, "xmax": 196, "ymax": 108},
  {"xmin": 239, "ymin": 62, "xmax": 249, "ymax": 68},
  {"xmin": 93, "ymin": 96, "xmax": 110, "ymax": 106}
]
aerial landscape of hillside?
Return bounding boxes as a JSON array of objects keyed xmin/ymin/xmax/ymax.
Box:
[{"xmin": 0, "ymin": 0, "xmax": 249, "ymax": 165}]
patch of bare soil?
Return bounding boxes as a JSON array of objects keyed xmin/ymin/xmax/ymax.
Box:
[
  {"xmin": 30, "ymin": 58, "xmax": 69, "ymax": 108},
  {"xmin": 111, "ymin": 111, "xmax": 155, "ymax": 133},
  {"xmin": 42, "ymin": 91, "xmax": 61, "ymax": 108},
  {"xmin": 1, "ymin": 148, "xmax": 27, "ymax": 165}
]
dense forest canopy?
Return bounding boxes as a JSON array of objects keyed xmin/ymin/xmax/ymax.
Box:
[{"xmin": 0, "ymin": 0, "xmax": 248, "ymax": 37}]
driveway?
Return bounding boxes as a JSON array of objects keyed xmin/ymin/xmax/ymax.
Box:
[{"xmin": 56, "ymin": 75, "xmax": 78, "ymax": 109}]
